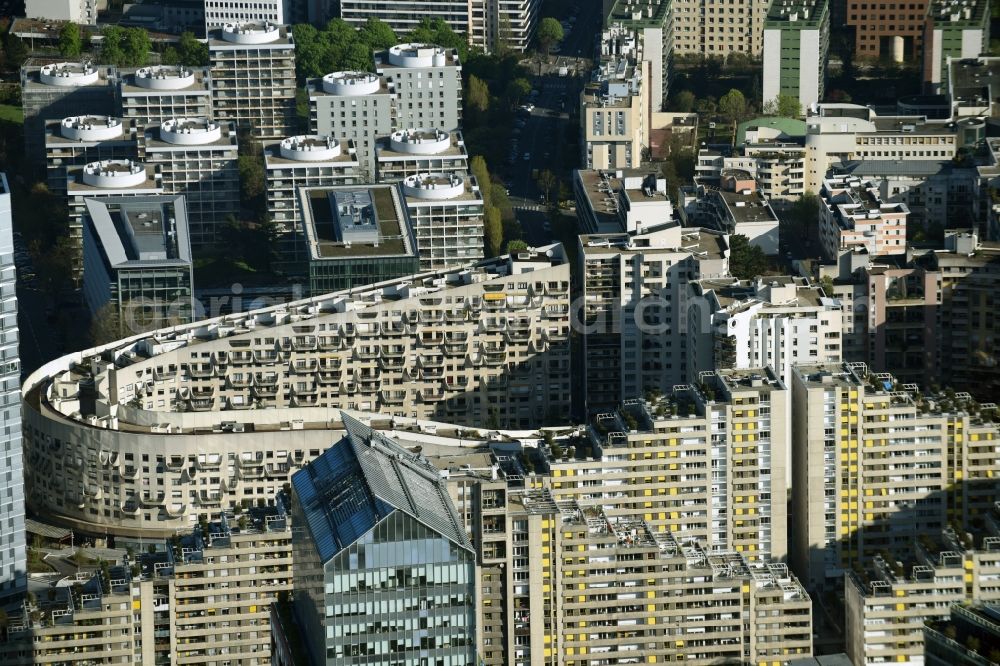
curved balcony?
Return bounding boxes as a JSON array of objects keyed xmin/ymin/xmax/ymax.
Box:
[{"xmin": 380, "ymin": 390, "xmax": 407, "ymax": 405}]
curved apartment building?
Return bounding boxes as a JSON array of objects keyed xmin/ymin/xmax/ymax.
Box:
[{"xmin": 21, "ymin": 246, "xmax": 572, "ymax": 537}]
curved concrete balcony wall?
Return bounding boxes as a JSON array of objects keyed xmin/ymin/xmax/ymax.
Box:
[
  {"xmin": 389, "ymin": 129, "xmax": 449, "ymax": 155},
  {"xmin": 82, "ymin": 160, "xmax": 148, "ymax": 188},
  {"xmin": 40, "ymin": 62, "xmax": 99, "ymax": 87},
  {"xmin": 321, "ymin": 71, "xmax": 381, "ymax": 96},
  {"xmin": 279, "ymin": 135, "xmax": 341, "ymax": 161},
  {"xmin": 61, "ymin": 116, "xmax": 123, "ymax": 141},
  {"xmin": 221, "ymin": 21, "xmax": 280, "ymax": 44},
  {"xmin": 403, "ymin": 173, "xmax": 464, "ymax": 200},
  {"xmin": 160, "ymin": 118, "xmax": 222, "ymax": 145},
  {"xmin": 134, "ymin": 66, "xmax": 196, "ymax": 90},
  {"xmin": 387, "ymin": 43, "xmax": 449, "ymax": 68}
]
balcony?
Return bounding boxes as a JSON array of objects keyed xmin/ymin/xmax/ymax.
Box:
[{"xmin": 380, "ymin": 390, "xmax": 406, "ymax": 405}]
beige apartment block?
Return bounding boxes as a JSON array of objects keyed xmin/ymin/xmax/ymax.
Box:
[
  {"xmin": 819, "ymin": 176, "xmax": 909, "ymax": 260},
  {"xmin": 671, "ymin": 0, "xmax": 769, "ymax": 57},
  {"xmin": 845, "ymin": 529, "xmax": 1000, "ymax": 666},
  {"xmin": 21, "ymin": 246, "xmax": 572, "ymax": 538},
  {"xmin": 790, "ymin": 362, "xmax": 1000, "ymax": 590}
]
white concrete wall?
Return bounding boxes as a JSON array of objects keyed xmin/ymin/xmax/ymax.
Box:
[{"xmin": 762, "ymin": 28, "xmax": 781, "ymax": 108}]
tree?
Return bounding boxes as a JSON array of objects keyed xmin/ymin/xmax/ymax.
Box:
[
  {"xmin": 100, "ymin": 26, "xmax": 126, "ymax": 65},
  {"xmin": 4, "ymin": 34, "xmax": 27, "ymax": 66},
  {"xmin": 59, "ymin": 22, "xmax": 83, "ymax": 58},
  {"xmin": 764, "ymin": 93, "xmax": 803, "ymax": 118},
  {"xmin": 484, "ymin": 205, "xmax": 503, "ymax": 257},
  {"xmin": 469, "ymin": 155, "xmax": 492, "ymax": 204},
  {"xmin": 718, "ymin": 89, "xmax": 748, "ymax": 132},
  {"xmin": 536, "ymin": 18, "xmax": 564, "ymax": 55},
  {"xmin": 177, "ymin": 31, "xmax": 209, "ymax": 66},
  {"xmin": 505, "ymin": 239, "xmax": 528, "ymax": 253},
  {"xmin": 466, "ymin": 74, "xmax": 491, "ymax": 117},
  {"xmin": 358, "ymin": 17, "xmax": 397, "ymax": 50},
  {"xmin": 728, "ymin": 234, "xmax": 768, "ymax": 280},
  {"xmin": 504, "ymin": 77, "xmax": 531, "ymax": 107},
  {"xmin": 100, "ymin": 26, "xmax": 151, "ymax": 67},
  {"xmin": 535, "ymin": 169, "xmax": 557, "ymax": 202},
  {"xmin": 672, "ymin": 90, "xmax": 695, "ymax": 113},
  {"xmin": 238, "ymin": 152, "xmax": 265, "ymax": 203}
]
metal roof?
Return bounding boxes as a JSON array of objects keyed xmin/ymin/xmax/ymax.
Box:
[{"xmin": 292, "ymin": 413, "xmax": 472, "ymax": 563}]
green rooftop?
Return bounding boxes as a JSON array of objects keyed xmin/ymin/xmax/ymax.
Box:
[
  {"xmin": 764, "ymin": 0, "xmax": 828, "ymax": 26},
  {"xmin": 606, "ymin": 0, "xmax": 671, "ymax": 28},
  {"xmin": 736, "ymin": 116, "xmax": 808, "ymax": 145},
  {"xmin": 305, "ymin": 186, "xmax": 412, "ymax": 259}
]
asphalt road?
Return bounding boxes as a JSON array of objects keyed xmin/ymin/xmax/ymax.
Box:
[{"xmin": 505, "ymin": 0, "xmax": 602, "ymax": 248}]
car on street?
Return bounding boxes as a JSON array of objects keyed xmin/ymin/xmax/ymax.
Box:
[{"xmin": 519, "ymin": 103, "xmax": 535, "ymax": 112}]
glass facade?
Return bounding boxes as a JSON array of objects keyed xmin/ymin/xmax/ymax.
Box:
[
  {"xmin": 308, "ymin": 255, "xmax": 420, "ymax": 296},
  {"xmin": 324, "ymin": 511, "xmax": 476, "ymax": 665}
]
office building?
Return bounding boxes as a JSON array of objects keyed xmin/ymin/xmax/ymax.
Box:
[
  {"xmin": 573, "ymin": 168, "xmax": 675, "ymax": 234},
  {"xmin": 300, "ymin": 184, "xmax": 420, "ymax": 294},
  {"xmin": 819, "ymin": 175, "xmax": 909, "ymax": 259},
  {"xmin": 308, "ymin": 71, "xmax": 395, "ymax": 179},
  {"xmin": 290, "ymin": 414, "xmax": 477, "ymax": 666},
  {"xmin": 581, "ymin": 29, "xmax": 650, "ymax": 170},
  {"xmin": 20, "ymin": 245, "xmax": 572, "ymax": 536},
  {"xmin": 375, "ymin": 129, "xmax": 470, "ymax": 182},
  {"xmin": 401, "ymin": 172, "xmax": 485, "ymax": 270},
  {"xmin": 680, "ymin": 172, "xmax": 781, "ymax": 254},
  {"xmin": 846, "ymin": 0, "xmax": 928, "ymax": 61},
  {"xmin": 375, "ymin": 43, "xmax": 463, "ymax": 133},
  {"xmin": 204, "ymin": 0, "xmax": 289, "ymax": 32},
  {"xmin": 117, "ymin": 66, "xmax": 213, "ymax": 130},
  {"xmin": 846, "ymin": 532, "xmax": 1000, "ymax": 666},
  {"xmin": 25, "ymin": 0, "xmax": 97, "ymax": 23},
  {"xmin": 0, "ymin": 506, "xmax": 292, "ymax": 665},
  {"xmin": 43, "ymin": 115, "xmax": 138, "ymax": 195},
  {"xmin": 924, "ymin": 603, "xmax": 1000, "ymax": 666},
  {"xmin": 688, "ymin": 276, "xmax": 843, "ymax": 390},
  {"xmin": 924, "ymin": 0, "xmax": 990, "ymax": 93},
  {"xmin": 790, "ymin": 363, "xmax": 1000, "ymax": 590},
  {"xmin": 762, "ymin": 0, "xmax": 830, "ymax": 110},
  {"xmin": 139, "ymin": 118, "xmax": 240, "ymax": 248},
  {"xmin": 21, "ymin": 61, "xmax": 117, "ymax": 170},
  {"xmin": 671, "ymin": 0, "xmax": 768, "ymax": 56},
  {"xmin": 605, "ymin": 0, "xmax": 673, "ymax": 111},
  {"xmin": 67, "ymin": 160, "xmax": 164, "ymax": 280},
  {"xmin": 263, "ymin": 135, "xmax": 362, "ymax": 268},
  {"xmin": 81, "ymin": 195, "xmax": 194, "ymax": 335},
  {"xmin": 208, "ymin": 22, "xmax": 296, "ymax": 140},
  {"xmin": 0, "ymin": 174, "xmax": 24, "ymax": 602},
  {"xmin": 578, "ymin": 223, "xmax": 730, "ymax": 413}
]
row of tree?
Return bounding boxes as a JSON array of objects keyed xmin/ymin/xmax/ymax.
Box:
[{"xmin": 471, "ymin": 156, "xmax": 523, "ymax": 256}]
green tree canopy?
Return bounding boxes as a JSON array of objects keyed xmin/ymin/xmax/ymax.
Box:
[
  {"xmin": 469, "ymin": 155, "xmax": 492, "ymax": 203},
  {"xmin": 536, "ymin": 18, "xmax": 564, "ymax": 54},
  {"xmin": 466, "ymin": 74, "xmax": 490, "ymax": 115},
  {"xmin": 407, "ymin": 18, "xmax": 467, "ymax": 60},
  {"xmin": 177, "ymin": 31, "xmax": 208, "ymax": 66},
  {"xmin": 359, "ymin": 18, "xmax": 397, "ymax": 50},
  {"xmin": 484, "ymin": 205, "xmax": 503, "ymax": 257},
  {"xmin": 764, "ymin": 93, "xmax": 803, "ymax": 118},
  {"xmin": 59, "ymin": 22, "xmax": 83, "ymax": 58},
  {"xmin": 100, "ymin": 26, "xmax": 151, "ymax": 67},
  {"xmin": 4, "ymin": 34, "xmax": 28, "ymax": 66},
  {"xmin": 672, "ymin": 90, "xmax": 695, "ymax": 113},
  {"xmin": 718, "ymin": 88, "xmax": 748, "ymax": 126},
  {"xmin": 504, "ymin": 77, "xmax": 531, "ymax": 106},
  {"xmin": 505, "ymin": 239, "xmax": 528, "ymax": 254},
  {"xmin": 728, "ymin": 234, "xmax": 768, "ymax": 280}
]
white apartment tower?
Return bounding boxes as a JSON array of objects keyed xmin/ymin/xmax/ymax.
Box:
[
  {"xmin": 401, "ymin": 172, "xmax": 485, "ymax": 270},
  {"xmin": 44, "ymin": 116, "xmax": 139, "ymax": 195},
  {"xmin": 204, "ymin": 0, "xmax": 289, "ymax": 32},
  {"xmin": 208, "ymin": 22, "xmax": 296, "ymax": 140},
  {"xmin": 118, "ymin": 66, "xmax": 213, "ymax": 130},
  {"xmin": 139, "ymin": 118, "xmax": 240, "ymax": 248},
  {"xmin": 309, "ymin": 71, "xmax": 395, "ymax": 180},
  {"xmin": 375, "ymin": 43, "xmax": 463, "ymax": 133},
  {"xmin": 375, "ymin": 129, "xmax": 470, "ymax": 182},
  {"xmin": 0, "ymin": 173, "xmax": 24, "ymax": 602}
]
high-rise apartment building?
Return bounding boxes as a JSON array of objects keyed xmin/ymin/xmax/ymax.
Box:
[
  {"xmin": 117, "ymin": 66, "xmax": 213, "ymax": 129},
  {"xmin": 21, "ymin": 61, "xmax": 118, "ymax": 170},
  {"xmin": 263, "ymin": 135, "xmax": 362, "ymax": 268},
  {"xmin": 308, "ymin": 71, "xmax": 396, "ymax": 179},
  {"xmin": 375, "ymin": 129, "xmax": 470, "ymax": 182},
  {"xmin": 204, "ymin": 0, "xmax": 290, "ymax": 32},
  {"xmin": 0, "ymin": 173, "xmax": 24, "ymax": 602},
  {"xmin": 846, "ymin": 0, "xmax": 929, "ymax": 61},
  {"xmin": 290, "ymin": 414, "xmax": 477, "ymax": 666},
  {"xmin": 670, "ymin": 0, "xmax": 769, "ymax": 56},
  {"xmin": 605, "ymin": 0, "xmax": 673, "ymax": 111},
  {"xmin": 687, "ymin": 276, "xmax": 843, "ymax": 391},
  {"xmin": 819, "ymin": 175, "xmax": 909, "ymax": 259},
  {"xmin": 43, "ymin": 115, "xmax": 139, "ymax": 194},
  {"xmin": 924, "ymin": 603, "xmax": 1000, "ymax": 666},
  {"xmin": 66, "ymin": 160, "xmax": 164, "ymax": 280},
  {"xmin": 25, "ymin": 0, "xmax": 97, "ymax": 24},
  {"xmin": 923, "ymin": 0, "xmax": 990, "ymax": 93},
  {"xmin": 21, "ymin": 245, "xmax": 572, "ymax": 536},
  {"xmin": 208, "ymin": 22, "xmax": 296, "ymax": 140},
  {"xmin": 679, "ymin": 173, "xmax": 781, "ymax": 254},
  {"xmin": 299, "ymin": 184, "xmax": 420, "ymax": 294},
  {"xmin": 139, "ymin": 118, "xmax": 240, "ymax": 248},
  {"xmin": 578, "ymin": 222, "xmax": 729, "ymax": 413},
  {"xmin": 846, "ymin": 530, "xmax": 1000, "ymax": 666},
  {"xmin": 573, "ymin": 168, "xmax": 675, "ymax": 234},
  {"xmin": 81, "ymin": 195, "xmax": 194, "ymax": 333},
  {"xmin": 375, "ymin": 44, "xmax": 463, "ymax": 133},
  {"xmin": 468, "ymin": 0, "xmax": 542, "ymax": 52},
  {"xmin": 790, "ymin": 362, "xmax": 1000, "ymax": 590},
  {"xmin": 401, "ymin": 172, "xmax": 485, "ymax": 270},
  {"xmin": 581, "ymin": 29, "xmax": 650, "ymax": 170},
  {"xmin": 762, "ymin": 0, "xmax": 830, "ymax": 110}
]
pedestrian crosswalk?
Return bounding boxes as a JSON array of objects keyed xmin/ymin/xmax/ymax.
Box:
[{"xmin": 514, "ymin": 204, "xmax": 546, "ymax": 212}]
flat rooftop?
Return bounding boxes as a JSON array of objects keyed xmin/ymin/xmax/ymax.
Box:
[
  {"xmin": 68, "ymin": 165, "xmax": 161, "ymax": 194},
  {"xmin": 302, "ymin": 185, "xmax": 416, "ymax": 260},
  {"xmin": 715, "ymin": 187, "xmax": 779, "ymax": 225},
  {"xmin": 950, "ymin": 57, "xmax": 1000, "ymax": 109},
  {"xmin": 263, "ymin": 139, "xmax": 358, "ymax": 167},
  {"xmin": 764, "ymin": 0, "xmax": 827, "ymax": 25},
  {"xmin": 869, "ymin": 116, "xmax": 956, "ymax": 135},
  {"xmin": 793, "ymin": 363, "xmax": 866, "ymax": 389},
  {"xmin": 375, "ymin": 131, "xmax": 468, "ymax": 161},
  {"xmin": 928, "ymin": 0, "xmax": 989, "ymax": 27},
  {"xmin": 85, "ymin": 195, "xmax": 192, "ymax": 266},
  {"xmin": 606, "ymin": 0, "xmax": 670, "ymax": 26},
  {"xmin": 580, "ymin": 226, "xmax": 728, "ymax": 260},
  {"xmin": 119, "ymin": 67, "xmax": 211, "ymax": 94},
  {"xmin": 307, "ymin": 76, "xmax": 393, "ymax": 97}
]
